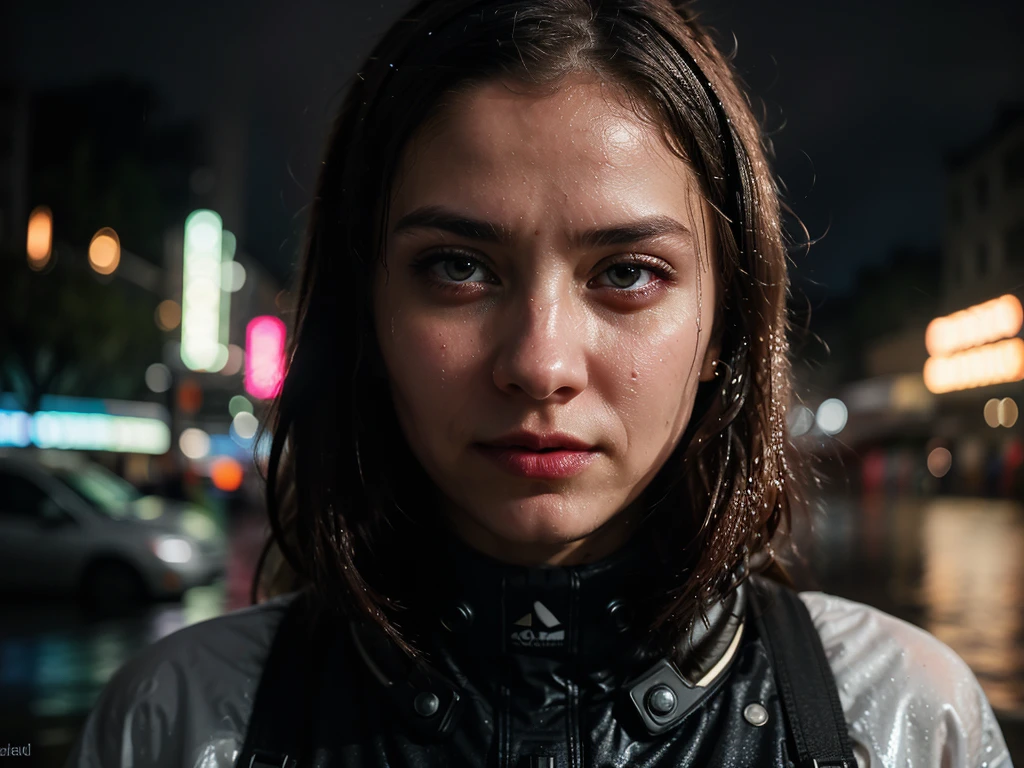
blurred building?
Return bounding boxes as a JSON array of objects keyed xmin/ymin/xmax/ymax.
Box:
[
  {"xmin": 943, "ymin": 106, "xmax": 1024, "ymax": 308},
  {"xmin": 0, "ymin": 86, "xmax": 30, "ymax": 252},
  {"xmin": 796, "ymin": 109, "xmax": 1024, "ymax": 498},
  {"xmin": 929, "ymin": 107, "xmax": 1024, "ymax": 496}
]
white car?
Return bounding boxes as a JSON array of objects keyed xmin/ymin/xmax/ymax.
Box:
[{"xmin": 0, "ymin": 452, "xmax": 227, "ymax": 607}]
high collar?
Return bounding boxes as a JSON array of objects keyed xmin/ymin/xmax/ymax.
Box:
[
  {"xmin": 348, "ymin": 520, "xmax": 748, "ymax": 741},
  {"xmin": 419, "ymin": 522, "xmax": 659, "ymax": 677}
]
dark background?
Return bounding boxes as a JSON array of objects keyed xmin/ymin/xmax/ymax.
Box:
[{"xmin": 6, "ymin": 0, "xmax": 1022, "ymax": 293}]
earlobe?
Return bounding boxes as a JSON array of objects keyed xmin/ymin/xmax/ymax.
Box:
[{"xmin": 699, "ymin": 347, "xmax": 720, "ymax": 383}]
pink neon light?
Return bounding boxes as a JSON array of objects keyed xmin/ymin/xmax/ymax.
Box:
[{"xmin": 245, "ymin": 316, "xmax": 286, "ymax": 400}]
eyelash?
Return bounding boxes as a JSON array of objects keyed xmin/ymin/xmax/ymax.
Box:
[{"xmin": 410, "ymin": 248, "xmax": 676, "ymax": 300}]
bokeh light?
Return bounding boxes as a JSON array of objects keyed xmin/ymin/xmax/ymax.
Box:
[
  {"xmin": 26, "ymin": 205, "xmax": 53, "ymax": 269},
  {"xmin": 925, "ymin": 294, "xmax": 1024, "ymax": 357},
  {"xmin": 156, "ymin": 299, "xmax": 182, "ymax": 331},
  {"xmin": 984, "ymin": 398, "xmax": 1001, "ymax": 428},
  {"xmin": 245, "ymin": 316, "xmax": 286, "ymax": 400},
  {"xmin": 787, "ymin": 404, "xmax": 815, "ymax": 437},
  {"xmin": 232, "ymin": 411, "xmax": 259, "ymax": 440},
  {"xmin": 923, "ymin": 338, "xmax": 1024, "ymax": 393},
  {"xmin": 815, "ymin": 398, "xmax": 848, "ymax": 436},
  {"xmin": 228, "ymin": 395, "xmax": 253, "ymax": 418},
  {"xmin": 145, "ymin": 363, "xmax": 172, "ymax": 393},
  {"xmin": 181, "ymin": 209, "xmax": 224, "ymax": 372},
  {"xmin": 210, "ymin": 457, "xmax": 244, "ymax": 492},
  {"xmin": 178, "ymin": 428, "xmax": 210, "ymax": 460},
  {"xmin": 998, "ymin": 397, "xmax": 1019, "ymax": 428},
  {"xmin": 177, "ymin": 379, "xmax": 203, "ymax": 415},
  {"xmin": 927, "ymin": 447, "xmax": 953, "ymax": 478},
  {"xmin": 88, "ymin": 227, "xmax": 120, "ymax": 275}
]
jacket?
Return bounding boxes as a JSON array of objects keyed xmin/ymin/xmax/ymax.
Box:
[{"xmin": 65, "ymin": 524, "xmax": 1012, "ymax": 767}]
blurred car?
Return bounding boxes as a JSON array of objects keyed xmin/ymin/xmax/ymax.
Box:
[{"xmin": 0, "ymin": 452, "xmax": 227, "ymax": 605}]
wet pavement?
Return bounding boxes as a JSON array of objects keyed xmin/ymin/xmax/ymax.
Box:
[
  {"xmin": 1, "ymin": 496, "xmax": 1022, "ymax": 765},
  {"xmin": 800, "ymin": 494, "xmax": 1024, "ymax": 717}
]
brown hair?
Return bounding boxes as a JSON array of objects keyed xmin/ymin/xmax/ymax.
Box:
[{"xmin": 253, "ymin": 0, "xmax": 801, "ymax": 662}]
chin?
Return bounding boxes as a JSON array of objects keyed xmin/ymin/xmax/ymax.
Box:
[{"xmin": 478, "ymin": 495, "xmax": 607, "ymax": 544}]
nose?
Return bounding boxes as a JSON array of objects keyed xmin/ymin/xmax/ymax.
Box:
[{"xmin": 492, "ymin": 294, "xmax": 588, "ymax": 401}]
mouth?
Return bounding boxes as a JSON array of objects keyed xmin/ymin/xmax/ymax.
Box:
[
  {"xmin": 497, "ymin": 445, "xmax": 585, "ymax": 453},
  {"xmin": 473, "ymin": 443, "xmax": 599, "ymax": 479},
  {"xmin": 479, "ymin": 431, "xmax": 596, "ymax": 452}
]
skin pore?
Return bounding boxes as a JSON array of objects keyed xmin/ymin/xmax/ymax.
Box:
[{"xmin": 373, "ymin": 73, "xmax": 720, "ymax": 567}]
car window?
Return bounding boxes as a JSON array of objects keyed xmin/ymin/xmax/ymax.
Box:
[
  {"xmin": 53, "ymin": 464, "xmax": 142, "ymax": 518},
  {"xmin": 0, "ymin": 470, "xmax": 50, "ymax": 520}
]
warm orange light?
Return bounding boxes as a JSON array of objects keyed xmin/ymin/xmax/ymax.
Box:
[
  {"xmin": 26, "ymin": 206, "xmax": 53, "ymax": 269},
  {"xmin": 923, "ymin": 338, "xmax": 1024, "ymax": 393},
  {"xmin": 210, "ymin": 457, "xmax": 244, "ymax": 492},
  {"xmin": 89, "ymin": 227, "xmax": 120, "ymax": 275},
  {"xmin": 156, "ymin": 299, "xmax": 182, "ymax": 331},
  {"xmin": 177, "ymin": 379, "xmax": 203, "ymax": 414},
  {"xmin": 925, "ymin": 295, "xmax": 1024, "ymax": 357}
]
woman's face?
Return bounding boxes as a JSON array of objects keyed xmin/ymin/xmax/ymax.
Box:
[{"xmin": 373, "ymin": 75, "xmax": 719, "ymax": 566}]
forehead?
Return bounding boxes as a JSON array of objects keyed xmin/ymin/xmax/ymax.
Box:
[{"xmin": 388, "ymin": 76, "xmax": 707, "ymax": 225}]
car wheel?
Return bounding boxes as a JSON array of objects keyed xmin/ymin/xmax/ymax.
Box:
[{"xmin": 80, "ymin": 559, "xmax": 149, "ymax": 614}]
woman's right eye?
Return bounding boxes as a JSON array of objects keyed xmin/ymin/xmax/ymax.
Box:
[{"xmin": 413, "ymin": 250, "xmax": 495, "ymax": 285}]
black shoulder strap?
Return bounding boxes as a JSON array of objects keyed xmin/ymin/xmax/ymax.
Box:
[
  {"xmin": 751, "ymin": 578, "xmax": 856, "ymax": 768},
  {"xmin": 236, "ymin": 590, "xmax": 324, "ymax": 768}
]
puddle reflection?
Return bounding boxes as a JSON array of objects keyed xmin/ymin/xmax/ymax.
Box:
[{"xmin": 810, "ymin": 495, "xmax": 1024, "ymax": 713}]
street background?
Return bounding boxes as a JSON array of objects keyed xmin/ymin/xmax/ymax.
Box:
[{"xmin": 1, "ymin": 0, "xmax": 1022, "ymax": 764}]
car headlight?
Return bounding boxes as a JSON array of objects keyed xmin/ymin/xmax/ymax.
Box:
[{"xmin": 151, "ymin": 536, "xmax": 194, "ymax": 564}]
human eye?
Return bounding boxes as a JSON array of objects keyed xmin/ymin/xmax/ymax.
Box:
[
  {"xmin": 590, "ymin": 254, "xmax": 676, "ymax": 300},
  {"xmin": 410, "ymin": 248, "xmax": 497, "ymax": 290}
]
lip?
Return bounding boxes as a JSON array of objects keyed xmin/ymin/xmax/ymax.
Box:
[
  {"xmin": 474, "ymin": 444, "xmax": 599, "ymax": 479},
  {"xmin": 480, "ymin": 431, "xmax": 595, "ymax": 452}
]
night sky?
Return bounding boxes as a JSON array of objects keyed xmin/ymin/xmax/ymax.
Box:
[{"xmin": 5, "ymin": 0, "xmax": 1023, "ymax": 295}]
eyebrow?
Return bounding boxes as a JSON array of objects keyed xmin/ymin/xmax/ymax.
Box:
[{"xmin": 390, "ymin": 204, "xmax": 692, "ymax": 249}]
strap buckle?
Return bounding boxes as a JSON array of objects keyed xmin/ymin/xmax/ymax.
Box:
[{"xmin": 808, "ymin": 761, "xmax": 851, "ymax": 768}]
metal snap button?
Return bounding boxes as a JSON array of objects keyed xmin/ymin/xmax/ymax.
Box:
[
  {"xmin": 439, "ymin": 601, "xmax": 474, "ymax": 633},
  {"xmin": 743, "ymin": 702, "xmax": 769, "ymax": 726},
  {"xmin": 605, "ymin": 599, "xmax": 632, "ymax": 632},
  {"xmin": 413, "ymin": 692, "xmax": 440, "ymax": 717},
  {"xmin": 646, "ymin": 684, "xmax": 677, "ymax": 716}
]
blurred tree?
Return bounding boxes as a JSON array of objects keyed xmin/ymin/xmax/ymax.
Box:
[
  {"xmin": 0, "ymin": 79, "xmax": 202, "ymax": 412},
  {"xmin": 0, "ymin": 249, "xmax": 161, "ymax": 412}
]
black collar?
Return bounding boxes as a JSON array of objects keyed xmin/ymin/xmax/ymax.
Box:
[
  {"xmin": 423, "ymin": 522, "xmax": 657, "ymax": 673},
  {"xmin": 349, "ymin": 522, "xmax": 746, "ymax": 741}
]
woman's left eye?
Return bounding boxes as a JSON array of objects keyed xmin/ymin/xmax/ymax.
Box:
[{"xmin": 593, "ymin": 263, "xmax": 659, "ymax": 291}]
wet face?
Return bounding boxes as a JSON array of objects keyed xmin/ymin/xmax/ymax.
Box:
[{"xmin": 373, "ymin": 75, "xmax": 719, "ymax": 566}]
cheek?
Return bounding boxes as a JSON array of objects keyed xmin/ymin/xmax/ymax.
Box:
[
  {"xmin": 376, "ymin": 302, "xmax": 483, "ymax": 445},
  {"xmin": 601, "ymin": 312, "xmax": 707, "ymax": 448}
]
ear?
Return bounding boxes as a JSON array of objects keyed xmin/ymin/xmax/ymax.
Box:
[{"xmin": 698, "ymin": 342, "xmax": 721, "ymax": 383}]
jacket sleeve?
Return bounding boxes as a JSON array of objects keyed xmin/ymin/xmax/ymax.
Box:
[
  {"xmin": 63, "ymin": 644, "xmax": 195, "ymax": 768},
  {"xmin": 63, "ymin": 595, "xmax": 297, "ymax": 768},
  {"xmin": 800, "ymin": 591, "xmax": 1014, "ymax": 768}
]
